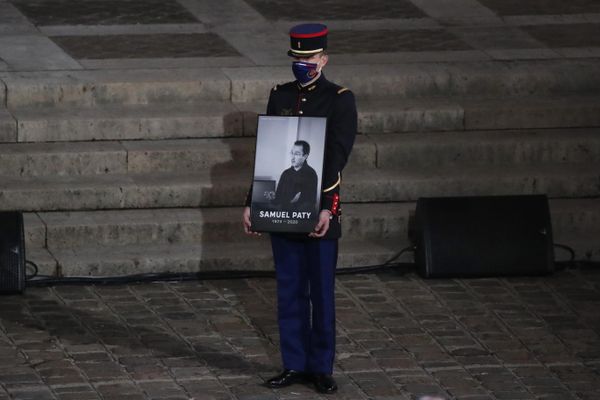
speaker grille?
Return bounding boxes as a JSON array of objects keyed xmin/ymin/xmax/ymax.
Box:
[
  {"xmin": 415, "ymin": 195, "xmax": 554, "ymax": 278},
  {"xmin": 0, "ymin": 212, "xmax": 26, "ymax": 294}
]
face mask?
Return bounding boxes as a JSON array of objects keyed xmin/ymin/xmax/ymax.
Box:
[{"xmin": 292, "ymin": 61, "xmax": 319, "ymax": 85}]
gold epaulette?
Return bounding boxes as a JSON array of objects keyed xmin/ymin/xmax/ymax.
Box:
[{"xmin": 337, "ymin": 87, "xmax": 349, "ymax": 94}]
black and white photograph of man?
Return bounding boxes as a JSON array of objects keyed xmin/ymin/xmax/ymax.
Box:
[{"xmin": 250, "ymin": 116, "xmax": 326, "ymax": 233}]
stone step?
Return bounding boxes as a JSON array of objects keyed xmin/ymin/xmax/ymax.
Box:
[
  {"xmin": 25, "ymin": 247, "xmax": 58, "ymax": 278},
  {"xmin": 227, "ymin": 61, "xmax": 600, "ymax": 103},
  {"xmin": 4, "ymin": 129, "xmax": 599, "ymax": 177},
  {"xmin": 0, "ymin": 108, "xmax": 16, "ymax": 142},
  {"xmin": 275, "ymin": 94, "xmax": 572, "ymax": 135},
  {"xmin": 550, "ymin": 199, "xmax": 600, "ymax": 236},
  {"xmin": 0, "ymin": 170, "xmax": 248, "ymax": 211},
  {"xmin": 0, "ymin": 137, "xmax": 254, "ymax": 177},
  {"xmin": 358, "ymin": 95, "xmax": 600, "ymax": 134},
  {"xmin": 374, "ymin": 128, "xmax": 600, "ymax": 168},
  {"xmin": 25, "ymin": 233, "xmax": 599, "ymax": 278},
  {"xmin": 17, "ymin": 214, "xmax": 57, "ymax": 277},
  {"xmin": 343, "ymin": 164, "xmax": 600, "ymax": 202},
  {"xmin": 244, "ymin": 95, "xmax": 600, "ymax": 135},
  {"xmin": 11, "ymin": 101, "xmax": 245, "ymax": 142},
  {"xmin": 4, "ymin": 60, "xmax": 599, "ymax": 108},
  {"xmin": 34, "ymin": 238, "xmax": 405, "ymax": 277},
  {"xmin": 463, "ymin": 96, "xmax": 600, "ymax": 131},
  {"xmin": 28, "ymin": 203, "xmax": 412, "ymax": 249},
  {"xmin": 9, "ymin": 95, "xmax": 600, "ymax": 142},
  {"xmin": 24, "ymin": 199, "xmax": 599, "ymax": 251},
  {"xmin": 0, "ymin": 69, "xmax": 232, "ymax": 109},
  {"xmin": 10, "ymin": 98, "xmax": 457, "ymax": 142},
  {"xmin": 24, "ymin": 213, "xmax": 45, "ymax": 250},
  {"xmin": 357, "ymin": 97, "xmax": 463, "ymax": 133},
  {"xmin": 3, "ymin": 163, "xmax": 598, "ymax": 211},
  {"xmin": 0, "ymin": 141, "xmax": 127, "ymax": 177},
  {"xmin": 0, "ymin": 80, "xmax": 5, "ymax": 105}
]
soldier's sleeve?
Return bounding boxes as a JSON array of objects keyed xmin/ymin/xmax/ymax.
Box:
[
  {"xmin": 321, "ymin": 89, "xmax": 357, "ymax": 215},
  {"xmin": 244, "ymin": 186, "xmax": 252, "ymax": 207},
  {"xmin": 245, "ymin": 86, "xmax": 279, "ymax": 207}
]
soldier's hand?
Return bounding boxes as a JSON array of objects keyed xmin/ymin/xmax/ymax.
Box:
[
  {"xmin": 309, "ymin": 210, "xmax": 331, "ymax": 238},
  {"xmin": 243, "ymin": 207, "xmax": 261, "ymax": 236}
]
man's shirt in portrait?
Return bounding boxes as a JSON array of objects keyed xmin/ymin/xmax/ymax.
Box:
[{"xmin": 274, "ymin": 162, "xmax": 318, "ymax": 214}]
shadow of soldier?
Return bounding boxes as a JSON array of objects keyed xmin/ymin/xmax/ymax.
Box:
[
  {"xmin": 193, "ymin": 108, "xmax": 284, "ymax": 374},
  {"xmin": 0, "ymin": 285, "xmax": 272, "ymax": 380},
  {"xmin": 197, "ymin": 109, "xmax": 272, "ymax": 270}
]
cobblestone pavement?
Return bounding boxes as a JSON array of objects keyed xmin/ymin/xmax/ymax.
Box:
[
  {"xmin": 475, "ymin": 0, "xmax": 600, "ymax": 16},
  {"xmin": 243, "ymin": 0, "xmax": 426, "ymax": 20},
  {"xmin": 9, "ymin": 0, "xmax": 198, "ymax": 26},
  {"xmin": 328, "ymin": 30, "xmax": 472, "ymax": 54},
  {"xmin": 50, "ymin": 33, "xmax": 241, "ymax": 59},
  {"xmin": 1, "ymin": 269, "xmax": 599, "ymax": 399},
  {"xmin": 522, "ymin": 24, "xmax": 600, "ymax": 48}
]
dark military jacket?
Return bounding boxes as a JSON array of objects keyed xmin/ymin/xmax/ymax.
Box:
[{"xmin": 246, "ymin": 73, "xmax": 357, "ymax": 240}]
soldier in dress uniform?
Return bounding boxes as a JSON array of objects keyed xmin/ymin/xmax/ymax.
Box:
[{"xmin": 242, "ymin": 23, "xmax": 357, "ymax": 394}]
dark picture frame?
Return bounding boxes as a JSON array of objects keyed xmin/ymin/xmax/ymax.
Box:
[{"xmin": 250, "ymin": 115, "xmax": 327, "ymax": 233}]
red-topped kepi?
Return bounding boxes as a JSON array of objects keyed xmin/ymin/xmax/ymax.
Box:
[{"xmin": 288, "ymin": 23, "xmax": 328, "ymax": 57}]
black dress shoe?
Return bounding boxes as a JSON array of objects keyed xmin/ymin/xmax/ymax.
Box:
[
  {"xmin": 265, "ymin": 369, "xmax": 306, "ymax": 388},
  {"xmin": 312, "ymin": 374, "xmax": 338, "ymax": 394}
]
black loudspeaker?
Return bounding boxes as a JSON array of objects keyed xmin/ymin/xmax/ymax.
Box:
[
  {"xmin": 414, "ymin": 195, "xmax": 554, "ymax": 278},
  {"xmin": 0, "ymin": 212, "xmax": 26, "ymax": 293}
]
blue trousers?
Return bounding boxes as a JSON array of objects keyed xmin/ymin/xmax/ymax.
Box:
[{"xmin": 270, "ymin": 235, "xmax": 338, "ymax": 374}]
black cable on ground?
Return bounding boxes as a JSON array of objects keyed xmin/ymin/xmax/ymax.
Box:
[
  {"xmin": 336, "ymin": 246, "xmax": 417, "ymax": 275},
  {"xmin": 27, "ymin": 270, "xmax": 275, "ymax": 286},
  {"xmin": 25, "ymin": 260, "xmax": 39, "ymax": 280},
  {"xmin": 571, "ymin": 261, "xmax": 600, "ymax": 269},
  {"xmin": 26, "ymin": 246, "xmax": 417, "ymax": 287},
  {"xmin": 553, "ymin": 242, "xmax": 576, "ymax": 263},
  {"xmin": 25, "ymin": 242, "xmax": 600, "ymax": 288},
  {"xmin": 552, "ymin": 243, "xmax": 600, "ymax": 270}
]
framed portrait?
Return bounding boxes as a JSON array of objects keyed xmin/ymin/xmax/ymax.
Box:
[{"xmin": 250, "ymin": 115, "xmax": 327, "ymax": 233}]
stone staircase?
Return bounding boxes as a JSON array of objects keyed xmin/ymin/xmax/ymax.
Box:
[{"xmin": 1, "ymin": 59, "xmax": 599, "ymax": 277}]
